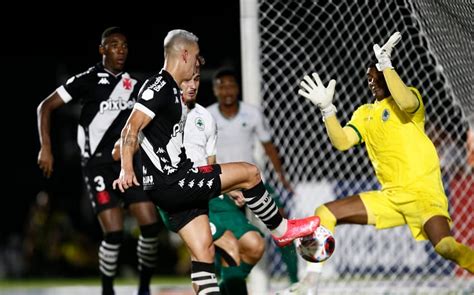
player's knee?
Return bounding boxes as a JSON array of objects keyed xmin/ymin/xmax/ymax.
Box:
[
  {"xmin": 193, "ymin": 241, "xmax": 216, "ymax": 262},
  {"xmin": 241, "ymin": 233, "xmax": 265, "ymax": 261},
  {"xmin": 315, "ymin": 205, "xmax": 337, "ymax": 232},
  {"xmin": 253, "ymin": 235, "xmax": 265, "ymax": 260},
  {"xmin": 435, "ymin": 236, "xmax": 460, "ymax": 261},
  {"xmin": 251, "ymin": 238, "xmax": 265, "ymax": 261},
  {"xmin": 131, "ymin": 201, "xmax": 158, "ymax": 224},
  {"xmin": 245, "ymin": 163, "xmax": 261, "ymax": 184}
]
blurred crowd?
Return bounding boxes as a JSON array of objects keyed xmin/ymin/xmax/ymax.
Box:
[{"xmin": 0, "ymin": 190, "xmax": 179, "ymax": 279}]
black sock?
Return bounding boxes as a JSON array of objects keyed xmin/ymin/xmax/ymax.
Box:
[
  {"xmin": 137, "ymin": 222, "xmax": 159, "ymax": 293},
  {"xmin": 100, "ymin": 230, "xmax": 123, "ymax": 295},
  {"xmin": 243, "ymin": 181, "xmax": 283, "ymax": 229},
  {"xmin": 191, "ymin": 261, "xmax": 220, "ymax": 294}
]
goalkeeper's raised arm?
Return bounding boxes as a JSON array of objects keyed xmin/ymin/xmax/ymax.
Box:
[
  {"xmin": 373, "ymin": 32, "xmax": 419, "ymax": 113},
  {"xmin": 298, "ymin": 73, "xmax": 359, "ymax": 151}
]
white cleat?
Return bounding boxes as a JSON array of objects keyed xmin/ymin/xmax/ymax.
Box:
[{"xmin": 276, "ymin": 272, "xmax": 320, "ymax": 295}]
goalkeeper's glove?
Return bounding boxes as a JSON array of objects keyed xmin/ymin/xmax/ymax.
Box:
[
  {"xmin": 373, "ymin": 31, "xmax": 402, "ymax": 71},
  {"xmin": 298, "ymin": 72, "xmax": 337, "ymax": 118}
]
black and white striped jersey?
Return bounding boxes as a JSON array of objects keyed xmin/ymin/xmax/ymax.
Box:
[
  {"xmin": 56, "ymin": 63, "xmax": 141, "ymax": 167},
  {"xmin": 134, "ymin": 69, "xmax": 193, "ymax": 190}
]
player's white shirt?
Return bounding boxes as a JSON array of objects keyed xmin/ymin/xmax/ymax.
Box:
[
  {"xmin": 207, "ymin": 102, "xmax": 271, "ymax": 164},
  {"xmin": 184, "ymin": 103, "xmax": 217, "ymax": 167}
]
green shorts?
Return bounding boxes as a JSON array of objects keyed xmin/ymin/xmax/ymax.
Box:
[{"xmin": 210, "ymin": 206, "xmax": 262, "ymax": 241}]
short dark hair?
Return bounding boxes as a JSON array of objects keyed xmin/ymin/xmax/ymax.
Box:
[
  {"xmin": 101, "ymin": 26, "xmax": 125, "ymax": 44},
  {"xmin": 368, "ymin": 63, "xmax": 379, "ymax": 71},
  {"xmin": 213, "ymin": 67, "xmax": 238, "ymax": 85}
]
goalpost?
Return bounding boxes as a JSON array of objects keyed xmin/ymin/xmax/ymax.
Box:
[{"xmin": 240, "ymin": 0, "xmax": 473, "ymax": 293}]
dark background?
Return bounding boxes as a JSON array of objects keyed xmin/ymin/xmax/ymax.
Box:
[{"xmin": 2, "ymin": 2, "xmax": 242, "ymax": 244}]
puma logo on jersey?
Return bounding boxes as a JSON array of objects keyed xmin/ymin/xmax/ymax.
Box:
[
  {"xmin": 99, "ymin": 98, "xmax": 136, "ymax": 113},
  {"xmin": 98, "ymin": 78, "xmax": 110, "ymax": 85}
]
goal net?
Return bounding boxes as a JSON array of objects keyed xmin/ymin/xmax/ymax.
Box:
[{"xmin": 241, "ymin": 0, "xmax": 473, "ymax": 293}]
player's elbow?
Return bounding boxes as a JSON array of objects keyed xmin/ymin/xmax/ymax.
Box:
[
  {"xmin": 398, "ymin": 98, "xmax": 419, "ymax": 113},
  {"xmin": 111, "ymin": 144, "xmax": 121, "ymax": 161},
  {"xmin": 332, "ymin": 142, "xmax": 352, "ymax": 151},
  {"xmin": 329, "ymin": 136, "xmax": 353, "ymax": 151},
  {"xmin": 393, "ymin": 89, "xmax": 420, "ymax": 113},
  {"xmin": 37, "ymin": 99, "xmax": 49, "ymax": 116}
]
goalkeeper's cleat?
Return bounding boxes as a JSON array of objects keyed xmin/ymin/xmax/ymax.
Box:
[{"xmin": 272, "ymin": 216, "xmax": 320, "ymax": 247}]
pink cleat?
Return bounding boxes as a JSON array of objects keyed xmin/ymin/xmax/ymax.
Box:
[{"xmin": 272, "ymin": 216, "xmax": 320, "ymax": 247}]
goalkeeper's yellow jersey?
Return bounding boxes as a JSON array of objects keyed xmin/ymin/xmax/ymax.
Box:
[{"xmin": 347, "ymin": 87, "xmax": 444, "ymax": 193}]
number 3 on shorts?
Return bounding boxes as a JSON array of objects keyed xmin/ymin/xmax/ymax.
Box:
[{"xmin": 94, "ymin": 175, "xmax": 106, "ymax": 191}]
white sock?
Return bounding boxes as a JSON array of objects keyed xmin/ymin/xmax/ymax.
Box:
[
  {"xmin": 306, "ymin": 261, "xmax": 323, "ymax": 273},
  {"xmin": 270, "ymin": 218, "xmax": 288, "ymax": 237}
]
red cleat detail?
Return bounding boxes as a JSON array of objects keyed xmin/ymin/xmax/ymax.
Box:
[{"xmin": 272, "ymin": 216, "xmax": 320, "ymax": 247}]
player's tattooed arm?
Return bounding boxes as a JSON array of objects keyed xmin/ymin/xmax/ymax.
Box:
[
  {"xmin": 123, "ymin": 131, "xmax": 139, "ymax": 149},
  {"xmin": 113, "ymin": 109, "xmax": 152, "ymax": 191},
  {"xmin": 112, "ymin": 132, "xmax": 141, "ymax": 161},
  {"xmin": 119, "ymin": 109, "xmax": 151, "ymax": 170}
]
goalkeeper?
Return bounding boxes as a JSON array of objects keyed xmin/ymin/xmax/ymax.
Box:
[{"xmin": 293, "ymin": 31, "xmax": 474, "ymax": 290}]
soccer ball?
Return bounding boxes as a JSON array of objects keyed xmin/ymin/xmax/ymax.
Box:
[{"xmin": 295, "ymin": 225, "xmax": 335, "ymax": 263}]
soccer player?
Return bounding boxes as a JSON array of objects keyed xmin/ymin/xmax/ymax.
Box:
[
  {"xmin": 182, "ymin": 68, "xmax": 265, "ymax": 294},
  {"xmin": 37, "ymin": 27, "xmax": 159, "ymax": 295},
  {"xmin": 288, "ymin": 31, "xmax": 474, "ymax": 293},
  {"xmin": 208, "ymin": 68, "xmax": 293, "ymax": 192},
  {"xmin": 208, "ymin": 68, "xmax": 300, "ymax": 286},
  {"xmin": 112, "ymin": 29, "xmax": 320, "ymax": 295}
]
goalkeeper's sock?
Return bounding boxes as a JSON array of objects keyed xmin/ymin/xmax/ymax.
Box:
[
  {"xmin": 279, "ymin": 243, "xmax": 299, "ymax": 283},
  {"xmin": 219, "ymin": 263, "xmax": 253, "ymax": 295},
  {"xmin": 315, "ymin": 205, "xmax": 337, "ymax": 233},
  {"xmin": 434, "ymin": 236, "xmax": 474, "ymax": 273}
]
